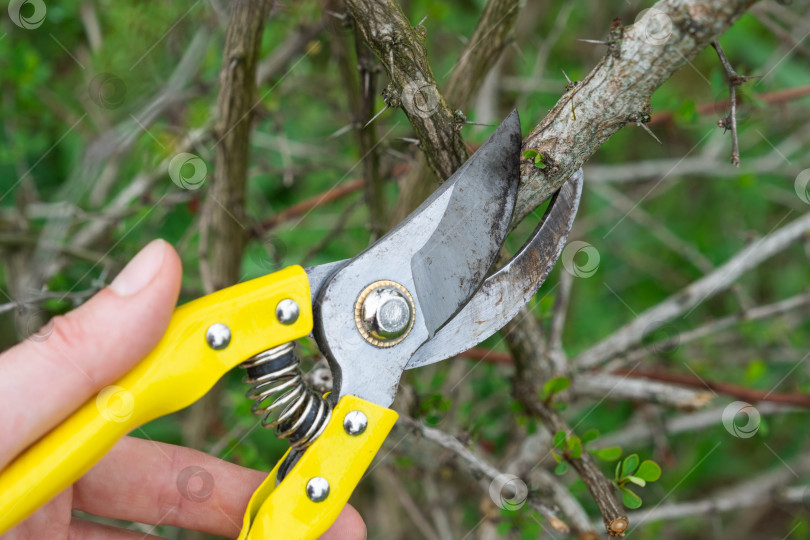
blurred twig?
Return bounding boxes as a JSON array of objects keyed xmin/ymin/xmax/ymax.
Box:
[
  {"xmin": 576, "ymin": 212, "xmax": 810, "ymax": 370},
  {"xmin": 186, "ymin": 8, "xmax": 272, "ymax": 540},
  {"xmin": 399, "ymin": 416, "xmax": 570, "ymax": 533},
  {"xmin": 621, "ymin": 455, "xmax": 810, "ymax": 528}
]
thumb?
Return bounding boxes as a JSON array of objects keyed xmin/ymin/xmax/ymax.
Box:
[{"xmin": 0, "ymin": 239, "xmax": 182, "ymax": 468}]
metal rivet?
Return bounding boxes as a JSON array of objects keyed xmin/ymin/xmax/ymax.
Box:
[
  {"xmin": 306, "ymin": 476, "xmax": 330, "ymax": 502},
  {"xmin": 343, "ymin": 410, "xmax": 368, "ymax": 436},
  {"xmin": 205, "ymin": 323, "xmax": 231, "ymax": 350},
  {"xmin": 276, "ymin": 299, "xmax": 300, "ymax": 325}
]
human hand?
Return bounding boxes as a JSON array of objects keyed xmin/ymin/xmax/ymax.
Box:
[{"xmin": 0, "ymin": 240, "xmax": 365, "ymax": 539}]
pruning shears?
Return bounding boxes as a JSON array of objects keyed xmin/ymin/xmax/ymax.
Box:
[{"xmin": 0, "ymin": 110, "xmax": 583, "ymax": 538}]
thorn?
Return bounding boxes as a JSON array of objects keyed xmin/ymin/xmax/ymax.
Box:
[
  {"xmin": 325, "ymin": 10, "xmax": 346, "ymax": 20},
  {"xmin": 637, "ymin": 122, "xmax": 662, "ymax": 145},
  {"xmin": 397, "ymin": 137, "xmax": 421, "ymax": 145},
  {"xmin": 561, "ymin": 68, "xmax": 572, "ymax": 84},
  {"xmin": 328, "ymin": 123, "xmax": 353, "ymax": 139},
  {"xmin": 386, "ymin": 148, "xmax": 413, "ymax": 161},
  {"xmin": 577, "ymin": 38, "xmax": 609, "ymax": 45},
  {"xmin": 417, "ymin": 15, "xmax": 428, "ymax": 26},
  {"xmin": 363, "ymin": 71, "xmax": 370, "ymax": 99},
  {"xmin": 364, "ymin": 105, "xmax": 390, "ymax": 129},
  {"xmin": 510, "ymin": 41, "xmax": 526, "ymax": 63},
  {"xmin": 463, "ymin": 121, "xmax": 494, "ymax": 127}
]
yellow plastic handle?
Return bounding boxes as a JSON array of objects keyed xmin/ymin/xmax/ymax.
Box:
[
  {"xmin": 0, "ymin": 265, "xmax": 312, "ymax": 535},
  {"xmin": 238, "ymin": 395, "xmax": 398, "ymax": 540}
]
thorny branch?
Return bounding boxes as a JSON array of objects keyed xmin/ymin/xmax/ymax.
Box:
[
  {"xmin": 345, "ymin": 0, "xmax": 799, "ymax": 536},
  {"xmin": 711, "ymin": 39, "xmax": 754, "ymax": 166},
  {"xmin": 509, "ymin": 341, "xmax": 630, "ymax": 536},
  {"xmin": 344, "ymin": 0, "xmax": 467, "ymax": 181},
  {"xmin": 513, "ymin": 0, "xmax": 762, "ymax": 225},
  {"xmin": 203, "ymin": 0, "xmax": 272, "ymax": 292}
]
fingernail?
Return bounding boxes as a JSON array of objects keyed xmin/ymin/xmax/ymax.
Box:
[{"xmin": 110, "ymin": 239, "xmax": 167, "ymax": 296}]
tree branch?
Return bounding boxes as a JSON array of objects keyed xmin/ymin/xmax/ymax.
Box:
[
  {"xmin": 399, "ymin": 416, "xmax": 570, "ymax": 533},
  {"xmin": 575, "ymin": 211, "xmax": 810, "ymax": 370},
  {"xmin": 344, "ymin": 0, "xmax": 467, "ymax": 181},
  {"xmin": 204, "ymin": 0, "xmax": 272, "ymax": 291},
  {"xmin": 513, "ymin": 0, "xmax": 760, "ymax": 226},
  {"xmin": 444, "ymin": 0, "xmax": 521, "ymax": 109},
  {"xmin": 622, "ymin": 454, "xmax": 810, "ymax": 528}
]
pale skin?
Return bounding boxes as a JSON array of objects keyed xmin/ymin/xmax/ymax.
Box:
[{"xmin": 0, "ymin": 240, "xmax": 365, "ymax": 539}]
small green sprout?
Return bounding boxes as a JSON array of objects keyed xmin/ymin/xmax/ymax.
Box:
[
  {"xmin": 613, "ymin": 454, "xmax": 662, "ymax": 509},
  {"xmin": 522, "ymin": 149, "xmax": 547, "ymax": 169}
]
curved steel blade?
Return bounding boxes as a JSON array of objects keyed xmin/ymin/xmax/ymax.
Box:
[
  {"xmin": 405, "ymin": 169, "xmax": 584, "ymax": 369},
  {"xmin": 411, "ymin": 111, "xmax": 522, "ymax": 336},
  {"xmin": 313, "ymin": 111, "xmax": 522, "ymax": 407}
]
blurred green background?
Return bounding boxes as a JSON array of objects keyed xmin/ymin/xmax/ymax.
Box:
[{"xmin": 1, "ymin": 0, "xmax": 809, "ymax": 538}]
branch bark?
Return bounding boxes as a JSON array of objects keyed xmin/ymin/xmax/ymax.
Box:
[
  {"xmin": 185, "ymin": 0, "xmax": 272, "ymax": 496},
  {"xmin": 204, "ymin": 0, "xmax": 272, "ymax": 291},
  {"xmin": 345, "ymin": 0, "xmax": 467, "ymax": 181},
  {"xmin": 389, "ymin": 0, "xmax": 522, "ymax": 224},
  {"xmin": 513, "ymin": 0, "xmax": 760, "ymax": 226},
  {"xmin": 444, "ymin": 0, "xmax": 521, "ymax": 109},
  {"xmin": 512, "ymin": 378, "xmax": 629, "ymax": 536}
]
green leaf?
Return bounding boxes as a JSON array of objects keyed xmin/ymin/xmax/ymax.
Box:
[
  {"xmin": 592, "ymin": 446, "xmax": 622, "ymax": 461},
  {"xmin": 522, "ymin": 149, "xmax": 539, "ymax": 159},
  {"xmin": 582, "ymin": 429, "xmax": 600, "ymax": 444},
  {"xmin": 615, "ymin": 461, "xmax": 623, "ymax": 482},
  {"xmin": 626, "ymin": 475, "xmax": 646, "ymax": 487},
  {"xmin": 636, "ymin": 460, "xmax": 662, "ymax": 482},
  {"xmin": 551, "ymin": 450, "xmax": 562, "ymax": 464},
  {"xmin": 566, "ymin": 436, "xmax": 582, "ymax": 459},
  {"xmin": 621, "ymin": 487, "xmax": 643, "ymax": 509},
  {"xmin": 553, "ymin": 430, "xmax": 566, "ymax": 450},
  {"xmin": 543, "ymin": 376, "xmax": 570, "ymax": 399},
  {"xmin": 535, "ymin": 156, "xmax": 547, "ymax": 169},
  {"xmin": 621, "ymin": 454, "xmax": 640, "ymax": 478},
  {"xmin": 555, "ymin": 462, "xmax": 568, "ymax": 475}
]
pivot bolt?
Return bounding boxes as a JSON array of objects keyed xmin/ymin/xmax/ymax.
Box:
[{"xmin": 354, "ymin": 280, "xmax": 415, "ymax": 347}]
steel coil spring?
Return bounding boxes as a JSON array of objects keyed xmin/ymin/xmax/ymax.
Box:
[{"xmin": 240, "ymin": 342, "xmax": 332, "ymax": 448}]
